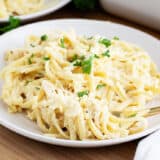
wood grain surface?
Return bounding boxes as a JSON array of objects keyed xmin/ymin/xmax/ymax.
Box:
[{"xmin": 0, "ymin": 3, "xmax": 159, "ymax": 160}]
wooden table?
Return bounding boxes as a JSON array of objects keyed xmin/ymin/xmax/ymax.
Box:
[{"xmin": 0, "ymin": 3, "xmax": 160, "ymax": 160}]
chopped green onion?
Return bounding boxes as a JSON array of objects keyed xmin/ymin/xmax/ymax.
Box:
[
  {"xmin": 72, "ymin": 55, "xmax": 93, "ymax": 74},
  {"xmin": 99, "ymin": 38, "xmax": 111, "ymax": 47},
  {"xmin": 80, "ymin": 55, "xmax": 85, "ymax": 60},
  {"xmin": 59, "ymin": 38, "xmax": 65, "ymax": 48},
  {"xmin": 102, "ymin": 50, "xmax": 110, "ymax": 57},
  {"xmin": 113, "ymin": 36, "xmax": 119, "ymax": 40},
  {"xmin": 28, "ymin": 54, "xmax": 34, "ymax": 64},
  {"xmin": 43, "ymin": 56, "xmax": 50, "ymax": 61},
  {"xmin": 96, "ymin": 83, "xmax": 106, "ymax": 89},
  {"xmin": 70, "ymin": 54, "xmax": 78, "ymax": 62},
  {"xmin": 94, "ymin": 54, "xmax": 100, "ymax": 58},
  {"xmin": 35, "ymin": 87, "xmax": 40, "ymax": 90},
  {"xmin": 77, "ymin": 90, "xmax": 89, "ymax": 97},
  {"xmin": 70, "ymin": 54, "xmax": 85, "ymax": 63},
  {"xmin": 82, "ymin": 56, "xmax": 93, "ymax": 74},
  {"xmin": 41, "ymin": 34, "xmax": 48, "ymax": 41},
  {"xmin": 128, "ymin": 113, "xmax": 137, "ymax": 118},
  {"xmin": 73, "ymin": 60, "xmax": 82, "ymax": 66},
  {"xmin": 88, "ymin": 45, "xmax": 92, "ymax": 52},
  {"xmin": 28, "ymin": 58, "xmax": 32, "ymax": 64}
]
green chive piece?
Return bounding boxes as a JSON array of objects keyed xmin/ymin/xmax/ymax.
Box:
[
  {"xmin": 70, "ymin": 54, "xmax": 78, "ymax": 62},
  {"xmin": 28, "ymin": 58, "xmax": 32, "ymax": 64},
  {"xmin": 102, "ymin": 50, "xmax": 110, "ymax": 57},
  {"xmin": 35, "ymin": 87, "xmax": 40, "ymax": 90},
  {"xmin": 70, "ymin": 54, "xmax": 85, "ymax": 63},
  {"xmin": 43, "ymin": 56, "xmax": 50, "ymax": 61},
  {"xmin": 41, "ymin": 34, "xmax": 48, "ymax": 41},
  {"xmin": 73, "ymin": 56, "xmax": 93, "ymax": 74},
  {"xmin": 82, "ymin": 56, "xmax": 93, "ymax": 74},
  {"xmin": 59, "ymin": 38, "xmax": 65, "ymax": 48},
  {"xmin": 80, "ymin": 55, "xmax": 85, "ymax": 60},
  {"xmin": 94, "ymin": 54, "xmax": 100, "ymax": 58},
  {"xmin": 77, "ymin": 90, "xmax": 89, "ymax": 97},
  {"xmin": 96, "ymin": 83, "xmax": 106, "ymax": 89},
  {"xmin": 88, "ymin": 45, "xmax": 92, "ymax": 52},
  {"xmin": 113, "ymin": 36, "xmax": 119, "ymax": 40},
  {"xmin": 99, "ymin": 38, "xmax": 111, "ymax": 47},
  {"xmin": 128, "ymin": 113, "xmax": 137, "ymax": 118},
  {"xmin": 73, "ymin": 60, "xmax": 82, "ymax": 66},
  {"xmin": 28, "ymin": 54, "xmax": 34, "ymax": 64}
]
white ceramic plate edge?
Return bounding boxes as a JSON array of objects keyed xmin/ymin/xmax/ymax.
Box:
[{"xmin": 1, "ymin": 117, "xmax": 160, "ymax": 147}]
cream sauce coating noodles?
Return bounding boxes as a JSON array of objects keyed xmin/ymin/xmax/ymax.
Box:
[
  {"xmin": 1, "ymin": 30, "xmax": 160, "ymax": 140},
  {"xmin": 0, "ymin": 0, "xmax": 44, "ymax": 18}
]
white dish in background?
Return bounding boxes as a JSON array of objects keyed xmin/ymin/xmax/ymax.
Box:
[
  {"xmin": 0, "ymin": 0, "xmax": 71, "ymax": 23},
  {"xmin": 100, "ymin": 0, "xmax": 160, "ymax": 31},
  {"xmin": 0, "ymin": 19, "xmax": 160, "ymax": 147}
]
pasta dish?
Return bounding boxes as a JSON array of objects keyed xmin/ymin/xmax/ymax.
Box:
[
  {"xmin": 0, "ymin": 0, "xmax": 44, "ymax": 18},
  {"xmin": 1, "ymin": 30, "xmax": 160, "ymax": 140}
]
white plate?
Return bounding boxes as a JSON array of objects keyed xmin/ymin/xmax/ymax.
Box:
[
  {"xmin": 0, "ymin": 19, "xmax": 160, "ymax": 147},
  {"xmin": 0, "ymin": 0, "xmax": 71, "ymax": 23}
]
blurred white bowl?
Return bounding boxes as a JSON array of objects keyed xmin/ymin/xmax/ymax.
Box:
[{"xmin": 100, "ymin": 0, "xmax": 160, "ymax": 31}]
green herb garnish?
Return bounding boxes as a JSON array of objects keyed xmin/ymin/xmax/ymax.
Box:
[
  {"xmin": 102, "ymin": 50, "xmax": 110, "ymax": 57},
  {"xmin": 72, "ymin": 55, "xmax": 86, "ymax": 66},
  {"xmin": 128, "ymin": 113, "xmax": 137, "ymax": 118},
  {"xmin": 0, "ymin": 16, "xmax": 21, "ymax": 34},
  {"xmin": 88, "ymin": 45, "xmax": 92, "ymax": 52},
  {"xmin": 77, "ymin": 90, "xmax": 89, "ymax": 97},
  {"xmin": 72, "ymin": 55, "xmax": 93, "ymax": 74},
  {"xmin": 113, "ymin": 36, "xmax": 119, "ymax": 40},
  {"xmin": 73, "ymin": 60, "xmax": 82, "ymax": 66},
  {"xmin": 82, "ymin": 56, "xmax": 93, "ymax": 74},
  {"xmin": 35, "ymin": 87, "xmax": 40, "ymax": 90},
  {"xmin": 59, "ymin": 38, "xmax": 65, "ymax": 48},
  {"xmin": 28, "ymin": 54, "xmax": 34, "ymax": 64},
  {"xmin": 99, "ymin": 38, "xmax": 111, "ymax": 48},
  {"xmin": 80, "ymin": 55, "xmax": 85, "ymax": 60},
  {"xmin": 70, "ymin": 54, "xmax": 78, "ymax": 62},
  {"xmin": 41, "ymin": 34, "xmax": 48, "ymax": 41},
  {"xmin": 43, "ymin": 56, "xmax": 50, "ymax": 61},
  {"xmin": 94, "ymin": 54, "xmax": 100, "ymax": 58},
  {"xmin": 71, "ymin": 54, "xmax": 85, "ymax": 62},
  {"xmin": 28, "ymin": 58, "xmax": 32, "ymax": 64},
  {"xmin": 96, "ymin": 83, "xmax": 106, "ymax": 89}
]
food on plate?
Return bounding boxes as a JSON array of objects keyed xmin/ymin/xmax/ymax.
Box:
[
  {"xmin": 1, "ymin": 30, "xmax": 160, "ymax": 140},
  {"xmin": 0, "ymin": 0, "xmax": 44, "ymax": 18}
]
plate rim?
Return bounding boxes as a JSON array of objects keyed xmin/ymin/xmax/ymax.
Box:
[
  {"xmin": 0, "ymin": 19, "xmax": 160, "ymax": 147},
  {"xmin": 1, "ymin": 117, "xmax": 160, "ymax": 147},
  {"xmin": 0, "ymin": 0, "xmax": 71, "ymax": 23}
]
